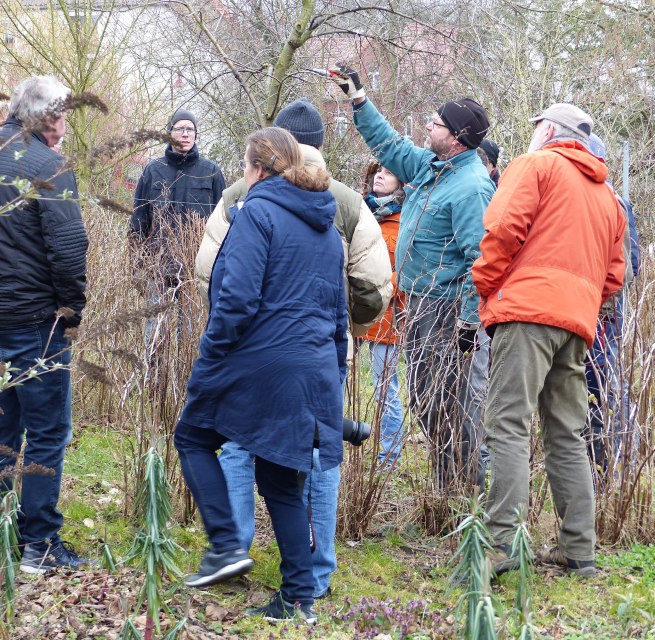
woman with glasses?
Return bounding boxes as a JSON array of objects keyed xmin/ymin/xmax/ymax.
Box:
[{"xmin": 174, "ymin": 127, "xmax": 347, "ymax": 624}]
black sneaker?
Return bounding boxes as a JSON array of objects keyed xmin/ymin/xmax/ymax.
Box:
[
  {"xmin": 185, "ymin": 549, "xmax": 254, "ymax": 587},
  {"xmin": 20, "ymin": 541, "xmax": 90, "ymax": 574},
  {"xmin": 246, "ymin": 591, "xmax": 317, "ymax": 625}
]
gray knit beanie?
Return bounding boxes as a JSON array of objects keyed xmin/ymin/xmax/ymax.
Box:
[
  {"xmin": 273, "ymin": 99, "xmax": 325, "ymax": 148},
  {"xmin": 167, "ymin": 108, "xmax": 197, "ymax": 132}
]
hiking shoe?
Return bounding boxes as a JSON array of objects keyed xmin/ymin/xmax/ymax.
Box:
[
  {"xmin": 536, "ymin": 546, "xmax": 597, "ymax": 577},
  {"xmin": 20, "ymin": 541, "xmax": 90, "ymax": 574},
  {"xmin": 246, "ymin": 591, "xmax": 317, "ymax": 625},
  {"xmin": 489, "ymin": 543, "xmax": 520, "ymax": 579},
  {"xmin": 185, "ymin": 549, "xmax": 254, "ymax": 587}
]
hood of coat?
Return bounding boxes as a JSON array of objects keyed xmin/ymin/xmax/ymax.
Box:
[
  {"xmin": 542, "ymin": 139, "xmax": 608, "ymax": 184},
  {"xmin": 298, "ymin": 142, "xmax": 326, "ymax": 170},
  {"xmin": 245, "ymin": 175, "xmax": 336, "ymax": 232}
]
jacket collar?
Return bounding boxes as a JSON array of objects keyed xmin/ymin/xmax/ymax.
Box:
[
  {"xmin": 165, "ymin": 143, "xmax": 199, "ymax": 167},
  {"xmin": 2, "ymin": 117, "xmax": 49, "ymax": 147},
  {"xmin": 431, "ymin": 147, "xmax": 478, "ymax": 171}
]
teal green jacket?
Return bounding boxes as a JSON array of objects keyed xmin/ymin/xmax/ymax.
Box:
[{"xmin": 353, "ymin": 99, "xmax": 495, "ymax": 323}]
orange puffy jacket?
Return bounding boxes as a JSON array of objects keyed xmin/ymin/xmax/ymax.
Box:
[
  {"xmin": 365, "ymin": 211, "xmax": 405, "ymax": 345},
  {"xmin": 472, "ymin": 140, "xmax": 625, "ymax": 347}
]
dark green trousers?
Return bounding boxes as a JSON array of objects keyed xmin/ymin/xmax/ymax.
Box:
[{"xmin": 485, "ymin": 322, "xmax": 595, "ymax": 562}]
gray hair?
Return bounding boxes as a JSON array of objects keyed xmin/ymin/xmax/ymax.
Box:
[
  {"xmin": 8, "ymin": 76, "xmax": 70, "ymax": 122},
  {"xmin": 546, "ymin": 119, "xmax": 590, "ymax": 147}
]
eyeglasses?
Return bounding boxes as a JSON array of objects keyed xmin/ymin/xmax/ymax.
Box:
[
  {"xmin": 427, "ymin": 120, "xmax": 449, "ymax": 130},
  {"xmin": 171, "ymin": 126, "xmax": 196, "ymax": 135}
]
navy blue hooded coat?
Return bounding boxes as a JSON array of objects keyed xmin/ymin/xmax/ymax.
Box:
[{"xmin": 180, "ymin": 175, "xmax": 348, "ymax": 473}]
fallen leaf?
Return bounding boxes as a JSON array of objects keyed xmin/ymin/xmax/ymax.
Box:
[{"xmin": 205, "ymin": 603, "xmax": 228, "ymax": 622}]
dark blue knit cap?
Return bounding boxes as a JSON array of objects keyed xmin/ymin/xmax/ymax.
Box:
[{"xmin": 273, "ymin": 99, "xmax": 325, "ymax": 148}]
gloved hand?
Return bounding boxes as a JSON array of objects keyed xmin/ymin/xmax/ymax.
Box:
[
  {"xmin": 57, "ymin": 307, "xmax": 82, "ymax": 329},
  {"xmin": 328, "ymin": 63, "xmax": 366, "ymax": 100},
  {"xmin": 456, "ymin": 323, "xmax": 480, "ymax": 354}
]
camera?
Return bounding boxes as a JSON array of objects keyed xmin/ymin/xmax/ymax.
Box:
[{"xmin": 343, "ymin": 417, "xmax": 371, "ymax": 446}]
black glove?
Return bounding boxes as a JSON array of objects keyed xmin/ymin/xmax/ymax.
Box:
[
  {"xmin": 57, "ymin": 308, "xmax": 82, "ymax": 329},
  {"xmin": 457, "ymin": 327, "xmax": 479, "ymax": 354},
  {"xmin": 329, "ymin": 63, "xmax": 366, "ymax": 99}
]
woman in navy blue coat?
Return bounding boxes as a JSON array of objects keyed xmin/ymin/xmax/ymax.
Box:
[{"xmin": 174, "ymin": 127, "xmax": 348, "ymax": 623}]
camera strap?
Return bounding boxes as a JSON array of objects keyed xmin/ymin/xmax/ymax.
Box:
[{"xmin": 306, "ymin": 443, "xmax": 316, "ymax": 553}]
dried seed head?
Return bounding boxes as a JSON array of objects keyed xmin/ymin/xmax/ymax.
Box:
[
  {"xmin": 23, "ymin": 462, "xmax": 56, "ymax": 477},
  {"xmin": 97, "ymin": 196, "xmax": 132, "ymax": 216},
  {"xmin": 32, "ymin": 177, "xmax": 56, "ymax": 191},
  {"xmin": 77, "ymin": 359, "xmax": 112, "ymax": 386}
]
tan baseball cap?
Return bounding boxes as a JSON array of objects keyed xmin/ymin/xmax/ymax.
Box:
[{"xmin": 528, "ymin": 103, "xmax": 592, "ymax": 140}]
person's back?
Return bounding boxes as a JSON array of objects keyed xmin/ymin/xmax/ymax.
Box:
[
  {"xmin": 0, "ymin": 117, "xmax": 87, "ymax": 326},
  {"xmin": 473, "ymin": 103, "xmax": 625, "ymax": 580},
  {"xmin": 474, "ymin": 140, "xmax": 625, "ymax": 345},
  {"xmin": 198, "ymin": 175, "xmax": 345, "ymax": 471},
  {"xmin": 196, "ymin": 144, "xmax": 389, "ymax": 336}
]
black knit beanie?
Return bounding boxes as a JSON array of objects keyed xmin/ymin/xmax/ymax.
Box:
[
  {"xmin": 479, "ymin": 138, "xmax": 500, "ymax": 166},
  {"xmin": 273, "ymin": 99, "xmax": 325, "ymax": 148},
  {"xmin": 437, "ymin": 98, "xmax": 489, "ymax": 149},
  {"xmin": 167, "ymin": 108, "xmax": 197, "ymax": 132}
]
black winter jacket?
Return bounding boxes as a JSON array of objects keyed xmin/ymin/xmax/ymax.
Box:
[
  {"xmin": 130, "ymin": 144, "xmax": 225, "ymax": 242},
  {"xmin": 0, "ymin": 119, "xmax": 88, "ymax": 328}
]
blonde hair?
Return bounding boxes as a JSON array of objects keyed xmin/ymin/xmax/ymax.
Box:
[{"xmin": 246, "ymin": 127, "xmax": 330, "ymax": 192}]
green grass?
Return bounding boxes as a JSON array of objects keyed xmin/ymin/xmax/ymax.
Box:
[{"xmin": 25, "ymin": 428, "xmax": 655, "ymax": 638}]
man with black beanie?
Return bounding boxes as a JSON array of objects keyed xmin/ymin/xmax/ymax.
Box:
[
  {"xmin": 478, "ymin": 138, "xmax": 501, "ymax": 185},
  {"xmin": 130, "ymin": 108, "xmax": 226, "ymax": 351},
  {"xmin": 329, "ymin": 64, "xmax": 495, "ymax": 495}
]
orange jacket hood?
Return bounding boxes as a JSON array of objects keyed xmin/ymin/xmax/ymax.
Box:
[{"xmin": 545, "ymin": 139, "xmax": 609, "ymax": 183}]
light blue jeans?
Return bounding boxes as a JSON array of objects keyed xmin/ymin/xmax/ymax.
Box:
[
  {"xmin": 219, "ymin": 442, "xmax": 339, "ymax": 598},
  {"xmin": 466, "ymin": 327, "xmax": 491, "ymax": 465},
  {"xmin": 368, "ymin": 342, "xmax": 404, "ymax": 464}
]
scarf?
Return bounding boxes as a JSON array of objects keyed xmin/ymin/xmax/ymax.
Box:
[{"xmin": 364, "ymin": 192, "xmax": 402, "ymax": 222}]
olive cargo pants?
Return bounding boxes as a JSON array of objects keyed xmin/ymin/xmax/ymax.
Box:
[{"xmin": 485, "ymin": 322, "xmax": 595, "ymax": 561}]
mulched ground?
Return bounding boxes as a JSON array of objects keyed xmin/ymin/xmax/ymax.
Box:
[{"xmin": 9, "ymin": 567, "xmax": 258, "ymax": 640}]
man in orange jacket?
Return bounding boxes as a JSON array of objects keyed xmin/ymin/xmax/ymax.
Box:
[{"xmin": 472, "ymin": 103, "xmax": 625, "ymax": 578}]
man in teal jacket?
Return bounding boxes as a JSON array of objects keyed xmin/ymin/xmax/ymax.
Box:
[{"xmin": 331, "ymin": 65, "xmax": 495, "ymax": 492}]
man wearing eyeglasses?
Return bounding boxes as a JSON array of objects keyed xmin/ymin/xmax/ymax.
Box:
[
  {"xmin": 131, "ymin": 109, "xmax": 225, "ymax": 241},
  {"xmin": 329, "ymin": 65, "xmax": 495, "ymax": 494},
  {"xmin": 130, "ymin": 109, "xmax": 226, "ymax": 348}
]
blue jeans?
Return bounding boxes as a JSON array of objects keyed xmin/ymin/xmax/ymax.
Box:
[
  {"xmin": 220, "ymin": 442, "xmax": 339, "ymax": 598},
  {"xmin": 466, "ymin": 328, "xmax": 491, "ymax": 465},
  {"xmin": 368, "ymin": 342, "xmax": 404, "ymax": 463},
  {"xmin": 584, "ymin": 298, "xmax": 633, "ymax": 468},
  {"xmin": 175, "ymin": 422, "xmax": 313, "ymax": 603},
  {"xmin": 0, "ymin": 320, "xmax": 73, "ymax": 545}
]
